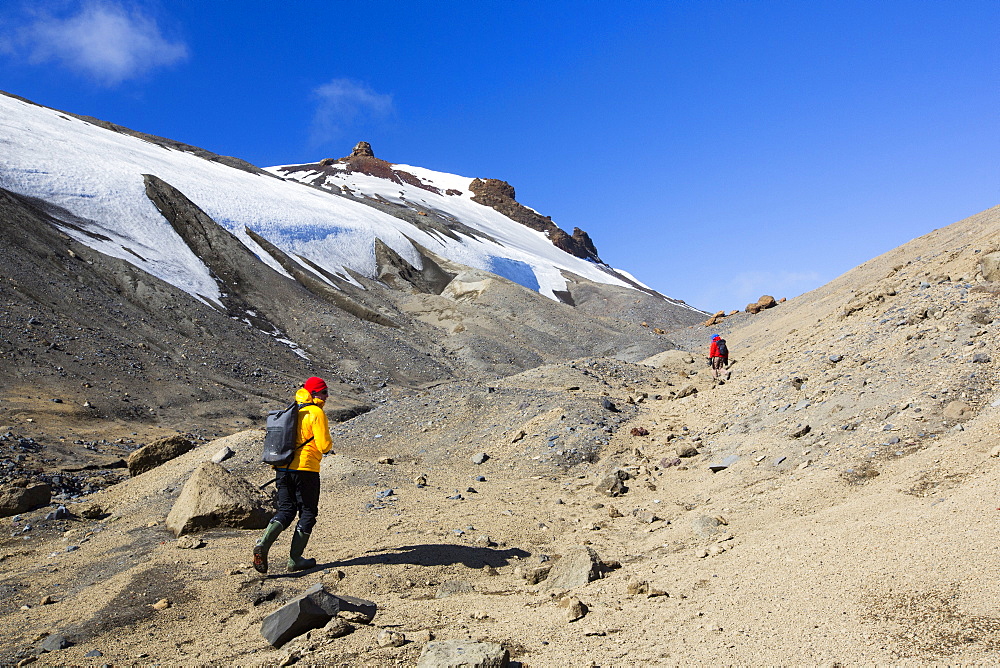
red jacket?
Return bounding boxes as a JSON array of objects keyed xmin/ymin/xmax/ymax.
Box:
[{"xmin": 710, "ymin": 340, "xmax": 727, "ymax": 358}]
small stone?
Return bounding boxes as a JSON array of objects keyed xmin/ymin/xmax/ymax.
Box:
[
  {"xmin": 471, "ymin": 453, "xmax": 489, "ymax": 465},
  {"xmin": 676, "ymin": 385, "xmax": 698, "ymax": 398},
  {"xmin": 676, "ymin": 445, "xmax": 699, "ymax": 458},
  {"xmin": 525, "ymin": 566, "xmax": 552, "ymax": 585},
  {"xmin": 414, "ymin": 475, "xmax": 427, "ymax": 487},
  {"xmin": 990, "ymin": 445, "xmax": 1000, "ymax": 458},
  {"xmin": 37, "ymin": 633, "xmax": 69, "ymax": 653},
  {"xmin": 471, "ymin": 609, "xmax": 490, "ymax": 620},
  {"xmin": 627, "ymin": 580, "xmax": 650, "ymax": 596},
  {"xmin": 211, "ymin": 446, "xmax": 235, "ymax": 464},
  {"xmin": 323, "ymin": 617, "xmax": 354, "ymax": 638},
  {"xmin": 789, "ymin": 424, "xmax": 811, "ymax": 438},
  {"xmin": 84, "ymin": 650, "xmax": 103, "ymax": 658},
  {"xmin": 278, "ymin": 650, "xmax": 301, "ymax": 667},
  {"xmin": 44, "ymin": 505, "xmax": 70, "ymax": 521},
  {"xmin": 377, "ymin": 629, "xmax": 406, "ymax": 647},
  {"xmin": 40, "ymin": 595, "xmax": 56, "ymax": 605},
  {"xmin": 435, "ymin": 580, "xmax": 474, "ymax": 598},
  {"xmin": 79, "ymin": 504, "xmax": 104, "ymax": 519},
  {"xmin": 152, "ymin": 598, "xmax": 171, "ymax": 610},
  {"xmin": 565, "ymin": 597, "xmax": 588, "ymax": 622},
  {"xmin": 175, "ymin": 535, "xmax": 204, "ymax": 549},
  {"xmin": 696, "ymin": 548, "xmax": 710, "ymax": 558},
  {"xmin": 608, "ymin": 505, "xmax": 623, "ymax": 518},
  {"xmin": 377, "ymin": 457, "xmax": 394, "ymax": 465},
  {"xmin": 692, "ymin": 516, "xmax": 721, "ymax": 539},
  {"xmin": 411, "ymin": 629, "xmax": 434, "ymax": 643}
]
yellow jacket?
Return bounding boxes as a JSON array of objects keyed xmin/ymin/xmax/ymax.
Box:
[{"xmin": 286, "ymin": 387, "xmax": 333, "ymax": 472}]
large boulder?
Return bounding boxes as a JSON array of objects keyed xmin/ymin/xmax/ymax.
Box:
[
  {"xmin": 545, "ymin": 546, "xmax": 605, "ymax": 591},
  {"xmin": 165, "ymin": 461, "xmax": 270, "ymax": 536},
  {"xmin": 127, "ymin": 435, "xmax": 195, "ymax": 477},
  {"xmin": 416, "ymin": 640, "xmax": 509, "ymax": 668},
  {"xmin": 703, "ymin": 310, "xmax": 725, "ymax": 326},
  {"xmin": 0, "ymin": 481, "xmax": 52, "ymax": 517},
  {"xmin": 757, "ymin": 295, "xmax": 777, "ymax": 309},
  {"xmin": 943, "ymin": 401, "xmax": 972, "ymax": 421}
]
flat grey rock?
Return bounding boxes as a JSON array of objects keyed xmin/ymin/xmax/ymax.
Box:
[{"xmin": 416, "ymin": 639, "xmax": 509, "ymax": 668}]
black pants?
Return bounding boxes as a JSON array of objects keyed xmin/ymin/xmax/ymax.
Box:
[{"xmin": 271, "ymin": 469, "xmax": 320, "ymax": 534}]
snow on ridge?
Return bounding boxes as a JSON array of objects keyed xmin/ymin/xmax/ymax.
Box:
[
  {"xmin": 265, "ymin": 159, "xmax": 654, "ymax": 299},
  {"xmin": 0, "ymin": 92, "xmax": 662, "ymax": 306}
]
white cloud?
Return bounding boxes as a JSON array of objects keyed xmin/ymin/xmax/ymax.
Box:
[
  {"xmin": 310, "ymin": 79, "xmax": 393, "ymax": 148},
  {"xmin": 15, "ymin": 2, "xmax": 187, "ymax": 85}
]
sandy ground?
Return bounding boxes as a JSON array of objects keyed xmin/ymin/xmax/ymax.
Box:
[{"xmin": 3, "ymin": 206, "xmax": 1000, "ymax": 665}]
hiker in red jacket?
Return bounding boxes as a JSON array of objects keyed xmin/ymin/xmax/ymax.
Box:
[{"xmin": 709, "ymin": 334, "xmax": 730, "ymax": 381}]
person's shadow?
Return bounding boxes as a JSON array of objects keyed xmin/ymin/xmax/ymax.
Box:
[{"xmin": 266, "ymin": 543, "xmax": 530, "ymax": 579}]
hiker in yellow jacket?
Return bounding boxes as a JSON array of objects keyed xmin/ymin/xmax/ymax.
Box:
[{"xmin": 253, "ymin": 376, "xmax": 333, "ymax": 573}]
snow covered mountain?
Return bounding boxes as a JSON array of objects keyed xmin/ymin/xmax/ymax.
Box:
[
  {"xmin": 0, "ymin": 90, "xmax": 706, "ymax": 428},
  {"xmin": 0, "ymin": 92, "xmax": 693, "ymax": 312}
]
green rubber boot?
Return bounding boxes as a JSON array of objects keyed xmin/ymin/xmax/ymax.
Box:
[
  {"xmin": 287, "ymin": 529, "xmax": 317, "ymax": 572},
  {"xmin": 252, "ymin": 520, "xmax": 285, "ymax": 574}
]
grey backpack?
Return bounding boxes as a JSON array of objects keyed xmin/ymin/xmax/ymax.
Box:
[{"xmin": 261, "ymin": 402, "xmax": 313, "ymax": 467}]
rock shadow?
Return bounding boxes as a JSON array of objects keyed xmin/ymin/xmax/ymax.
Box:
[{"xmin": 333, "ymin": 543, "xmax": 531, "ymax": 570}]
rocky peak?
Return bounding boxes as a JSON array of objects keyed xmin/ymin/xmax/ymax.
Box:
[
  {"xmin": 470, "ymin": 178, "xmax": 517, "ymax": 201},
  {"xmin": 349, "ymin": 141, "xmax": 375, "ymax": 159}
]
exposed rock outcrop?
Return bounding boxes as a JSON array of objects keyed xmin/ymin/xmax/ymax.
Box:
[{"xmin": 469, "ymin": 178, "xmax": 602, "ymax": 263}]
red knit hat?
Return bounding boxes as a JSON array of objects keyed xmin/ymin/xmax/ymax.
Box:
[{"xmin": 304, "ymin": 376, "xmax": 327, "ymax": 394}]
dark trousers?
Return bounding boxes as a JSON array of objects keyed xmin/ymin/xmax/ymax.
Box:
[{"xmin": 271, "ymin": 469, "xmax": 320, "ymax": 534}]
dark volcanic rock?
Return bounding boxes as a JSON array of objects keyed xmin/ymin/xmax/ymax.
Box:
[
  {"xmin": 469, "ymin": 178, "xmax": 601, "ymax": 263},
  {"xmin": 261, "ymin": 584, "xmax": 376, "ymax": 647}
]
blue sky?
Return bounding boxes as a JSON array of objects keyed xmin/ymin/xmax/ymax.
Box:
[{"xmin": 1, "ymin": 1, "xmax": 997, "ymax": 312}]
